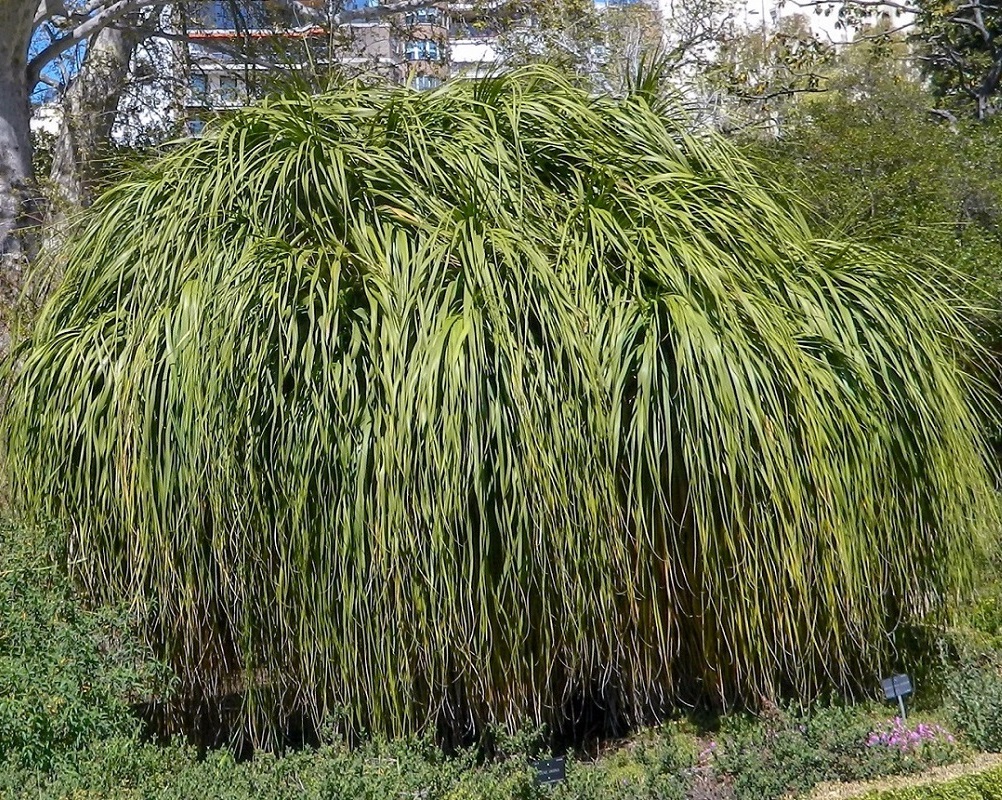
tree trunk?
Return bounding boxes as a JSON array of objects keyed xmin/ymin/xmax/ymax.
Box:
[
  {"xmin": 975, "ymin": 57, "xmax": 1002, "ymax": 121},
  {"xmin": 0, "ymin": 0, "xmax": 39, "ymax": 318},
  {"xmin": 49, "ymin": 25, "xmax": 139, "ymax": 211}
]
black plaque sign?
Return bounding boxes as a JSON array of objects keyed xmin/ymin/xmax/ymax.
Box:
[
  {"xmin": 880, "ymin": 673, "xmax": 914, "ymax": 719},
  {"xmin": 530, "ymin": 756, "xmax": 566, "ymax": 786},
  {"xmin": 881, "ymin": 674, "xmax": 913, "ymax": 701}
]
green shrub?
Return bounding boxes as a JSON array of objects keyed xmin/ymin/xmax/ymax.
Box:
[
  {"xmin": 965, "ymin": 594, "xmax": 1002, "ymax": 653},
  {"xmin": 859, "ymin": 765, "xmax": 1002, "ymax": 800},
  {"xmin": 554, "ymin": 726, "xmax": 695, "ymax": 800},
  {"xmin": 714, "ymin": 705, "xmax": 850, "ymax": 798},
  {"xmin": 0, "ymin": 522, "xmax": 168, "ymax": 770},
  {"xmin": 0, "ymin": 736, "xmax": 543, "ymax": 800},
  {"xmin": 946, "ymin": 657, "xmax": 1002, "ymax": 752},
  {"xmin": 713, "ymin": 704, "xmax": 966, "ymax": 800},
  {"xmin": 0, "ymin": 709, "xmax": 976, "ymax": 800},
  {"xmin": 0, "ymin": 729, "xmax": 700, "ymax": 800},
  {"xmin": 5, "ymin": 66, "xmax": 995, "ymax": 743}
]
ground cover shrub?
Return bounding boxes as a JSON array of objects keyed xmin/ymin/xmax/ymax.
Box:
[
  {"xmin": 939, "ymin": 546, "xmax": 1002, "ymax": 753},
  {"xmin": 0, "ymin": 522, "xmax": 167, "ymax": 771},
  {"xmin": 946, "ymin": 657, "xmax": 1002, "ymax": 752},
  {"xmin": 554, "ymin": 726, "xmax": 696, "ymax": 800},
  {"xmin": 0, "ymin": 736, "xmax": 539, "ymax": 800},
  {"xmin": 858, "ymin": 765, "xmax": 1002, "ymax": 800},
  {"xmin": 4, "ymin": 66, "xmax": 995, "ymax": 744},
  {"xmin": 0, "ymin": 731, "xmax": 695, "ymax": 800},
  {"xmin": 862, "ymin": 719, "xmax": 961, "ymax": 775},
  {"xmin": 713, "ymin": 704, "xmax": 966, "ymax": 800},
  {"xmin": 0, "ymin": 710, "xmax": 974, "ymax": 800}
]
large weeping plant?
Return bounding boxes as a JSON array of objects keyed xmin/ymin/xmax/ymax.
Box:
[{"xmin": 3, "ymin": 67, "xmax": 994, "ymax": 743}]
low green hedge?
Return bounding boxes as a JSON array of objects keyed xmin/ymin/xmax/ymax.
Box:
[
  {"xmin": 0, "ymin": 523, "xmax": 168, "ymax": 771},
  {"xmin": 0, "ymin": 737, "xmax": 543, "ymax": 800},
  {"xmin": 861, "ymin": 766, "xmax": 1002, "ymax": 800}
]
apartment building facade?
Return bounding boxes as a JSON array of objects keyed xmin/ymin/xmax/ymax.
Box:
[{"xmin": 181, "ymin": 0, "xmax": 501, "ymax": 132}]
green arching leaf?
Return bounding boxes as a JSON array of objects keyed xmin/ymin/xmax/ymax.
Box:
[{"xmin": 3, "ymin": 66, "xmax": 995, "ymax": 745}]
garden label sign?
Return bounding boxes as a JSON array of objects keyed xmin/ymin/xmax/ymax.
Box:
[
  {"xmin": 881, "ymin": 673, "xmax": 913, "ymax": 719},
  {"xmin": 531, "ymin": 756, "xmax": 566, "ymax": 786}
]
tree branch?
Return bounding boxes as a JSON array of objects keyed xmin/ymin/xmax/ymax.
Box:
[
  {"xmin": 927, "ymin": 107, "xmax": 959, "ymax": 125},
  {"xmin": 27, "ymin": 0, "xmax": 164, "ymax": 86},
  {"xmin": 790, "ymin": 0, "xmax": 921, "ymax": 14},
  {"xmin": 951, "ymin": 14, "xmax": 993, "ymax": 43}
]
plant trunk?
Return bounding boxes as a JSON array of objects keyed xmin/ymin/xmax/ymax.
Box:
[
  {"xmin": 0, "ymin": 0, "xmax": 38, "ymax": 326},
  {"xmin": 975, "ymin": 58, "xmax": 1002, "ymax": 121},
  {"xmin": 49, "ymin": 25, "xmax": 139, "ymax": 211}
]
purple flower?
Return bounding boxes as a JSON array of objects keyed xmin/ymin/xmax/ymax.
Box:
[{"xmin": 865, "ymin": 718, "xmax": 958, "ymax": 754}]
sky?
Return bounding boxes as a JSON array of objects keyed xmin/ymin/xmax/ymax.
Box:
[{"xmin": 29, "ymin": 18, "xmax": 88, "ymax": 104}]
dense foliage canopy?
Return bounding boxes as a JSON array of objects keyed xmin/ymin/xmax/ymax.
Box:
[{"xmin": 3, "ymin": 67, "xmax": 994, "ymax": 743}]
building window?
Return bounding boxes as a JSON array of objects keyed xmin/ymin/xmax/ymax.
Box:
[
  {"xmin": 197, "ymin": 0, "xmax": 237, "ymax": 29},
  {"xmin": 404, "ymin": 40, "xmax": 440, "ymax": 61},
  {"xmin": 405, "ymin": 7, "xmax": 440, "ymax": 25},
  {"xmin": 187, "ymin": 118, "xmax": 206, "ymax": 137},
  {"xmin": 218, "ymin": 74, "xmax": 240, "ymax": 102},
  {"xmin": 190, "ymin": 72, "xmax": 208, "ymax": 100},
  {"xmin": 194, "ymin": 0, "xmax": 276, "ymax": 29},
  {"xmin": 412, "ymin": 74, "xmax": 441, "ymax": 91}
]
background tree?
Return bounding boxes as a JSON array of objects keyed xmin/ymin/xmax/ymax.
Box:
[
  {"xmin": 816, "ymin": 0, "xmax": 1002, "ymax": 119},
  {"xmin": 0, "ymin": 0, "xmax": 342, "ymax": 347},
  {"xmin": 704, "ymin": 12, "xmax": 834, "ymax": 133},
  {"xmin": 916, "ymin": 0, "xmax": 1002, "ymax": 119},
  {"xmin": 46, "ymin": 23, "xmax": 145, "ymax": 213},
  {"xmin": 490, "ymin": 0, "xmax": 735, "ymax": 95},
  {"xmin": 745, "ymin": 37, "xmax": 1002, "ymax": 434},
  {"xmin": 0, "ymin": 0, "xmax": 160, "ymax": 269}
]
